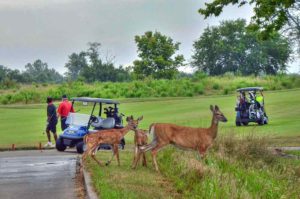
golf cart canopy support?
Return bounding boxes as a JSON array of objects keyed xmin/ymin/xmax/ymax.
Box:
[
  {"xmin": 71, "ymin": 97, "xmax": 120, "ymax": 104},
  {"xmin": 236, "ymin": 87, "xmax": 263, "ymax": 92}
]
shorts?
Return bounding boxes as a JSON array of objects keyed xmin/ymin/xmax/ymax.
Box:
[
  {"xmin": 61, "ymin": 117, "xmax": 68, "ymax": 131},
  {"xmin": 46, "ymin": 121, "xmax": 57, "ymax": 133}
]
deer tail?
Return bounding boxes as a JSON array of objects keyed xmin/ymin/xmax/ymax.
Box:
[
  {"xmin": 83, "ymin": 134, "xmax": 88, "ymax": 144},
  {"xmin": 139, "ymin": 124, "xmax": 157, "ymax": 152}
]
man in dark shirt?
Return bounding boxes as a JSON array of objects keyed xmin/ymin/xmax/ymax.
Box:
[{"xmin": 45, "ymin": 96, "xmax": 58, "ymax": 147}]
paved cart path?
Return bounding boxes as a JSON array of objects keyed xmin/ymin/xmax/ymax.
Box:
[{"xmin": 0, "ymin": 150, "xmax": 79, "ymax": 199}]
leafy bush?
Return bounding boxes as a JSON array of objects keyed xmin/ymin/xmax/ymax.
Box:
[{"xmin": 0, "ymin": 75, "xmax": 300, "ymax": 104}]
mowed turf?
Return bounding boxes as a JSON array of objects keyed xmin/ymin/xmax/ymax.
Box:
[{"xmin": 0, "ymin": 89, "xmax": 299, "ymax": 148}]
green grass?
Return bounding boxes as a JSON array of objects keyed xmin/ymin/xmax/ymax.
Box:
[
  {"xmin": 154, "ymin": 134, "xmax": 300, "ymax": 199},
  {"xmin": 85, "ymin": 150, "xmax": 180, "ymax": 199},
  {"xmin": 1, "ymin": 89, "xmax": 300, "ymax": 198},
  {"xmin": 0, "ymin": 89, "xmax": 300, "ymax": 147},
  {"xmin": 86, "ymin": 135, "xmax": 300, "ymax": 199}
]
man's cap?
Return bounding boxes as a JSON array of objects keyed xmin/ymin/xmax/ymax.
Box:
[
  {"xmin": 47, "ymin": 96, "xmax": 53, "ymax": 103},
  {"xmin": 62, "ymin": 94, "xmax": 67, "ymax": 99}
]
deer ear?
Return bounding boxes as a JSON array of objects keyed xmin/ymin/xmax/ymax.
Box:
[
  {"xmin": 138, "ymin": 116, "xmax": 143, "ymax": 121},
  {"xmin": 215, "ymin": 105, "xmax": 219, "ymax": 111},
  {"xmin": 126, "ymin": 117, "xmax": 130, "ymax": 122},
  {"xmin": 210, "ymin": 105, "xmax": 214, "ymax": 112}
]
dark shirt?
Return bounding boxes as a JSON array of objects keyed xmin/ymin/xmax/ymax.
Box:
[{"xmin": 47, "ymin": 103, "xmax": 57, "ymax": 122}]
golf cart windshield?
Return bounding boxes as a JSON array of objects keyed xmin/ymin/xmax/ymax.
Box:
[
  {"xmin": 66, "ymin": 113, "xmax": 90, "ymax": 127},
  {"xmin": 69, "ymin": 97, "xmax": 123, "ymax": 129}
]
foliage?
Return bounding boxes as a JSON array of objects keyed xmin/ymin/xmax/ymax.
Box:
[
  {"xmin": 157, "ymin": 134, "xmax": 300, "ymax": 198},
  {"xmin": 192, "ymin": 19, "xmax": 292, "ymax": 75},
  {"xmin": 23, "ymin": 59, "xmax": 63, "ymax": 83},
  {"xmin": 285, "ymin": 1, "xmax": 300, "ymax": 54},
  {"xmin": 64, "ymin": 42, "xmax": 131, "ymax": 82},
  {"xmin": 1, "ymin": 75, "xmax": 300, "ymax": 105},
  {"xmin": 199, "ymin": 0, "xmax": 297, "ymax": 39},
  {"xmin": 64, "ymin": 52, "xmax": 88, "ymax": 81},
  {"xmin": 133, "ymin": 31, "xmax": 185, "ymax": 79},
  {"xmin": 0, "ymin": 61, "xmax": 62, "ymax": 89}
]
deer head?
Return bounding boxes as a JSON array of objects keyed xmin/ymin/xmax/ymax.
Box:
[
  {"xmin": 210, "ymin": 105, "xmax": 227, "ymax": 123},
  {"xmin": 126, "ymin": 115, "xmax": 143, "ymax": 130}
]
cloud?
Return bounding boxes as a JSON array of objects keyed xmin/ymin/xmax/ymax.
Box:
[
  {"xmin": 0, "ymin": 0, "xmax": 77, "ymax": 8},
  {"xmin": 0, "ymin": 0, "xmax": 297, "ymax": 74}
]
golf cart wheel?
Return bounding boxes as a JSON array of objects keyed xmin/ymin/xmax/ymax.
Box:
[
  {"xmin": 76, "ymin": 141, "xmax": 86, "ymax": 154},
  {"xmin": 257, "ymin": 118, "xmax": 264, "ymax": 125},
  {"xmin": 236, "ymin": 121, "xmax": 241, "ymax": 126},
  {"xmin": 242, "ymin": 122, "xmax": 248, "ymax": 126},
  {"xmin": 56, "ymin": 138, "xmax": 67, "ymax": 151},
  {"xmin": 263, "ymin": 116, "xmax": 268, "ymax": 124}
]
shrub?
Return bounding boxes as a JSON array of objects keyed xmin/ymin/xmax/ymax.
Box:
[
  {"xmin": 212, "ymin": 83, "xmax": 220, "ymax": 90},
  {"xmin": 1, "ymin": 75, "xmax": 300, "ymax": 104},
  {"xmin": 223, "ymin": 88, "xmax": 230, "ymax": 95}
]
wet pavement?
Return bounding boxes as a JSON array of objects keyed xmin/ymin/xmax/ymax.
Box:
[{"xmin": 0, "ymin": 150, "xmax": 78, "ymax": 199}]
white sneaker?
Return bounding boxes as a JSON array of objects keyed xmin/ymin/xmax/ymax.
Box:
[
  {"xmin": 44, "ymin": 142, "xmax": 54, "ymax": 148},
  {"xmin": 50, "ymin": 143, "xmax": 55, "ymax": 148}
]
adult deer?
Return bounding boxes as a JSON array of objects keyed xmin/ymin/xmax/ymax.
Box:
[
  {"xmin": 131, "ymin": 129, "xmax": 148, "ymax": 169},
  {"xmin": 82, "ymin": 115, "xmax": 143, "ymax": 166},
  {"xmin": 140, "ymin": 105, "xmax": 227, "ymax": 172}
]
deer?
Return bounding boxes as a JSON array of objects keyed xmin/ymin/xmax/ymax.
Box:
[
  {"xmin": 82, "ymin": 115, "xmax": 143, "ymax": 166},
  {"xmin": 139, "ymin": 105, "xmax": 227, "ymax": 172},
  {"xmin": 131, "ymin": 128, "xmax": 148, "ymax": 169}
]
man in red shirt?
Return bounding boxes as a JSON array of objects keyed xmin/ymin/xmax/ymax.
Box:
[{"xmin": 57, "ymin": 94, "xmax": 74, "ymax": 131}]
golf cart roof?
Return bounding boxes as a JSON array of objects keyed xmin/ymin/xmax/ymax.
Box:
[
  {"xmin": 71, "ymin": 97, "xmax": 119, "ymax": 104},
  {"xmin": 237, "ymin": 87, "xmax": 263, "ymax": 92}
]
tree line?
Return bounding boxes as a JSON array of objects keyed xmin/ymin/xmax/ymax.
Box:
[{"xmin": 0, "ymin": 17, "xmax": 298, "ymax": 87}]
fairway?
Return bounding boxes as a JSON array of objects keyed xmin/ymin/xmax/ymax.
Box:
[{"xmin": 0, "ymin": 89, "xmax": 299, "ymax": 148}]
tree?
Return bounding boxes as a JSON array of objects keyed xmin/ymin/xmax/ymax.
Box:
[
  {"xmin": 199, "ymin": 0, "xmax": 297, "ymax": 39},
  {"xmin": 192, "ymin": 19, "xmax": 292, "ymax": 75},
  {"xmin": 0, "ymin": 65, "xmax": 7, "ymax": 82},
  {"xmin": 24, "ymin": 60, "xmax": 63, "ymax": 83},
  {"xmin": 285, "ymin": 1, "xmax": 300, "ymax": 54},
  {"xmin": 65, "ymin": 42, "xmax": 131, "ymax": 82},
  {"xmin": 133, "ymin": 31, "xmax": 185, "ymax": 79},
  {"xmin": 65, "ymin": 52, "xmax": 88, "ymax": 81}
]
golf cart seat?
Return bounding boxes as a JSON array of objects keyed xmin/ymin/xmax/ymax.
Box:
[{"xmin": 91, "ymin": 117, "xmax": 115, "ymax": 129}]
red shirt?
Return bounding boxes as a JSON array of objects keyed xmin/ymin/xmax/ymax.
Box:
[{"xmin": 57, "ymin": 100, "xmax": 74, "ymax": 117}]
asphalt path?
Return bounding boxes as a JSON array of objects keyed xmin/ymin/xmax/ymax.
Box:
[{"xmin": 0, "ymin": 149, "xmax": 79, "ymax": 199}]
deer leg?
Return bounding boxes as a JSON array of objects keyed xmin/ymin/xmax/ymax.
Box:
[
  {"xmin": 198, "ymin": 145, "xmax": 207, "ymax": 159},
  {"xmin": 82, "ymin": 144, "xmax": 93, "ymax": 163},
  {"xmin": 106, "ymin": 145, "xmax": 115, "ymax": 166},
  {"xmin": 113, "ymin": 144, "xmax": 120, "ymax": 166},
  {"xmin": 82, "ymin": 151, "xmax": 87, "ymax": 162},
  {"xmin": 91, "ymin": 146, "xmax": 102, "ymax": 166},
  {"xmin": 151, "ymin": 142, "xmax": 168, "ymax": 172},
  {"xmin": 132, "ymin": 148, "xmax": 142, "ymax": 169},
  {"xmin": 142, "ymin": 152, "xmax": 147, "ymax": 167},
  {"xmin": 131, "ymin": 145, "xmax": 138, "ymax": 168}
]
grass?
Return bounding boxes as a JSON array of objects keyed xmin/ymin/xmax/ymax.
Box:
[
  {"xmin": 85, "ymin": 150, "xmax": 180, "ymax": 199},
  {"xmin": 0, "ymin": 88, "xmax": 300, "ymax": 198},
  {"xmin": 86, "ymin": 134, "xmax": 300, "ymax": 199},
  {"xmin": 0, "ymin": 89, "xmax": 300, "ymax": 147}
]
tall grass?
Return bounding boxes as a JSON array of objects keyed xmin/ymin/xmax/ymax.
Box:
[
  {"xmin": 1, "ymin": 75, "xmax": 300, "ymax": 104},
  {"xmin": 157, "ymin": 133, "xmax": 300, "ymax": 198}
]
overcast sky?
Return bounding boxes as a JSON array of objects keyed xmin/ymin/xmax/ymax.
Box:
[{"xmin": 0, "ymin": 0, "xmax": 299, "ymax": 74}]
